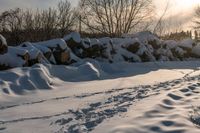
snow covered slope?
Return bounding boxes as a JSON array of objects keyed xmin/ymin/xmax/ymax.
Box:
[
  {"xmin": 1, "ymin": 60, "xmax": 200, "ymax": 96},
  {"xmin": 1, "ymin": 61, "xmax": 200, "ymax": 133}
]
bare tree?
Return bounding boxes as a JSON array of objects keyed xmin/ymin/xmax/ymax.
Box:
[
  {"xmin": 153, "ymin": 0, "xmax": 170, "ymax": 36},
  {"xmin": 193, "ymin": 6, "xmax": 200, "ymax": 30},
  {"xmin": 22, "ymin": 10, "xmax": 35, "ymax": 41},
  {"xmin": 40, "ymin": 8, "xmax": 57, "ymax": 40},
  {"xmin": 0, "ymin": 8, "xmax": 23, "ymax": 32},
  {"xmin": 23, "ymin": 10, "xmax": 34, "ymax": 30},
  {"xmin": 57, "ymin": 0, "xmax": 77, "ymax": 36},
  {"xmin": 0, "ymin": 8, "xmax": 24, "ymax": 44},
  {"xmin": 0, "ymin": 0, "xmax": 84, "ymax": 44},
  {"xmin": 79, "ymin": 0, "xmax": 154, "ymax": 37}
]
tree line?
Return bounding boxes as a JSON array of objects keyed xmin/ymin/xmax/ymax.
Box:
[
  {"xmin": 0, "ymin": 0, "xmax": 77, "ymax": 45},
  {"xmin": 1, "ymin": 0, "xmax": 200, "ymax": 45}
]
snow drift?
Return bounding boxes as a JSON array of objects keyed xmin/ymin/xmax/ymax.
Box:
[
  {"xmin": 0, "ymin": 61, "xmax": 103, "ymax": 95},
  {"xmin": 1, "ymin": 59, "xmax": 200, "ymax": 96}
]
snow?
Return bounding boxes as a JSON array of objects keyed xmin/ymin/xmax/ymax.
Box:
[
  {"xmin": 192, "ymin": 44, "xmax": 200, "ymax": 57},
  {"xmin": 179, "ymin": 38, "xmax": 195, "ymax": 49},
  {"xmin": 33, "ymin": 44, "xmax": 51, "ymax": 54},
  {"xmin": 123, "ymin": 31, "xmax": 160, "ymax": 43},
  {"xmin": 175, "ymin": 47, "xmax": 186, "ymax": 56},
  {"xmin": 120, "ymin": 38, "xmax": 140, "ymax": 47},
  {"xmin": 1, "ymin": 61, "xmax": 200, "ymax": 133},
  {"xmin": 63, "ymin": 32, "xmax": 81, "ymax": 43},
  {"xmin": 113, "ymin": 44, "xmax": 142, "ymax": 62},
  {"xmin": 81, "ymin": 38, "xmax": 91, "ymax": 48},
  {"xmin": 90, "ymin": 38, "xmax": 102, "ymax": 46},
  {"xmin": 2, "ymin": 31, "xmax": 200, "ymax": 133},
  {"xmin": 163, "ymin": 40, "xmax": 178, "ymax": 49},
  {"xmin": 20, "ymin": 42, "xmax": 43, "ymax": 60},
  {"xmin": 0, "ymin": 53, "xmax": 25, "ymax": 67},
  {"xmin": 0, "ymin": 34, "xmax": 7, "ymax": 46},
  {"xmin": 2, "ymin": 32, "xmax": 200, "ymax": 70},
  {"xmin": 0, "ymin": 47, "xmax": 28, "ymax": 67},
  {"xmin": 32, "ymin": 39, "xmax": 68, "ymax": 51}
]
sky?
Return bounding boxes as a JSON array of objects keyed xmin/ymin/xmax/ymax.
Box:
[
  {"xmin": 0, "ymin": 0, "xmax": 199, "ymax": 30},
  {"xmin": 0, "ymin": 0, "xmax": 79, "ymax": 12},
  {"xmin": 154, "ymin": 0, "xmax": 200, "ymax": 31},
  {"xmin": 0, "ymin": 0, "xmax": 198, "ymax": 13}
]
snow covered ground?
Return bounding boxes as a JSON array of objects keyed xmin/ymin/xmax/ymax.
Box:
[{"xmin": 1, "ymin": 60, "xmax": 200, "ymax": 133}]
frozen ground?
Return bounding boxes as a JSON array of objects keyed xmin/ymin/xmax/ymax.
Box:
[{"xmin": 1, "ymin": 61, "xmax": 200, "ymax": 133}]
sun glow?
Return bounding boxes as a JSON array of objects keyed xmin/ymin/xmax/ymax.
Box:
[
  {"xmin": 174, "ymin": 0, "xmax": 200, "ymax": 8},
  {"xmin": 155, "ymin": 0, "xmax": 200, "ymax": 16}
]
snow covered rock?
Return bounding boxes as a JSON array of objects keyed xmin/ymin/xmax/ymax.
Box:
[
  {"xmin": 33, "ymin": 44, "xmax": 53, "ymax": 61},
  {"xmin": 0, "ymin": 46, "xmax": 29, "ymax": 70},
  {"xmin": 192, "ymin": 44, "xmax": 200, "ymax": 57},
  {"xmin": 155, "ymin": 46, "xmax": 174, "ymax": 61},
  {"xmin": 82, "ymin": 37, "xmax": 115, "ymax": 63},
  {"xmin": 148, "ymin": 39, "xmax": 161, "ymax": 49},
  {"xmin": 63, "ymin": 32, "xmax": 81, "ymax": 43},
  {"xmin": 179, "ymin": 39, "xmax": 196, "ymax": 50},
  {"xmin": 163, "ymin": 40, "xmax": 178, "ymax": 49},
  {"xmin": 162, "ymin": 40, "xmax": 194, "ymax": 60},
  {"xmin": 98, "ymin": 37, "xmax": 116, "ymax": 62},
  {"xmin": 20, "ymin": 42, "xmax": 49, "ymax": 66},
  {"xmin": 121, "ymin": 38, "xmax": 141, "ymax": 53},
  {"xmin": 178, "ymin": 39, "xmax": 196, "ymax": 58},
  {"xmin": 0, "ymin": 34, "xmax": 8, "ymax": 55},
  {"xmin": 119, "ymin": 38, "xmax": 155, "ymax": 62},
  {"xmin": 0, "ymin": 31, "xmax": 200, "ymax": 71},
  {"xmin": 33, "ymin": 39, "xmax": 68, "ymax": 51},
  {"xmin": 64, "ymin": 32, "xmax": 83, "ymax": 57},
  {"xmin": 32, "ymin": 39, "xmax": 71, "ymax": 65},
  {"xmin": 82, "ymin": 39, "xmax": 104, "ymax": 59}
]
